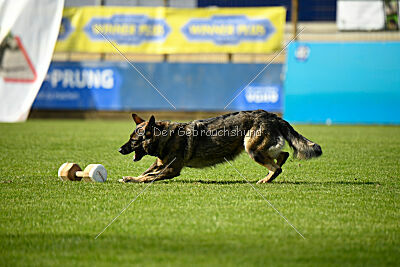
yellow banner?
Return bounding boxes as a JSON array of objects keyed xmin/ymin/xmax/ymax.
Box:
[{"xmin": 56, "ymin": 7, "xmax": 286, "ymax": 54}]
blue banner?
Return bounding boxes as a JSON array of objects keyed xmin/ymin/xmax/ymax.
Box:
[
  {"xmin": 33, "ymin": 62, "xmax": 123, "ymax": 110},
  {"xmin": 33, "ymin": 61, "xmax": 284, "ymax": 112}
]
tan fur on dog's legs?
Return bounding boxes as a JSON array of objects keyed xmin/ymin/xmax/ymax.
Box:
[
  {"xmin": 245, "ymin": 149, "xmax": 282, "ymax": 184},
  {"xmin": 255, "ymin": 152, "xmax": 288, "ymax": 183},
  {"xmin": 254, "ymin": 157, "xmax": 282, "ymax": 184},
  {"xmin": 244, "ymin": 127, "xmax": 284, "ymax": 184},
  {"xmin": 121, "ymin": 158, "xmax": 182, "ymax": 183}
]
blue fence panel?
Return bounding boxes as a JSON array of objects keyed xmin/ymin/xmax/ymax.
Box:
[
  {"xmin": 33, "ymin": 62, "xmax": 284, "ymax": 112},
  {"xmin": 198, "ymin": 0, "xmax": 337, "ymax": 21},
  {"xmin": 284, "ymin": 42, "xmax": 400, "ymax": 124}
]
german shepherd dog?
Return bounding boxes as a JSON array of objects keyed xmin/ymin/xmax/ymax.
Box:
[{"xmin": 118, "ymin": 110, "xmax": 322, "ymax": 184}]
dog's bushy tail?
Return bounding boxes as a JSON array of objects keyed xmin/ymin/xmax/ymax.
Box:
[{"xmin": 278, "ymin": 119, "xmax": 322, "ymax": 160}]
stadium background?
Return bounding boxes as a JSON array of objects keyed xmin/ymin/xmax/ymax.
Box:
[{"xmin": 28, "ymin": 0, "xmax": 400, "ymax": 124}]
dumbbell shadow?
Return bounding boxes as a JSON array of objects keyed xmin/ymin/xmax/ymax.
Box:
[{"xmin": 58, "ymin": 163, "xmax": 107, "ymax": 182}]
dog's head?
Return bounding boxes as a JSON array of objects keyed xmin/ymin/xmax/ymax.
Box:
[{"xmin": 119, "ymin": 114, "xmax": 158, "ymax": 162}]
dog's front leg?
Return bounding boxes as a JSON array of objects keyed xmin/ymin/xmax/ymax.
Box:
[
  {"xmin": 141, "ymin": 159, "xmax": 160, "ymax": 175},
  {"xmin": 121, "ymin": 158, "xmax": 182, "ymax": 183}
]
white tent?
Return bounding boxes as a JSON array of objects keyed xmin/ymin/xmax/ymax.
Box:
[{"xmin": 0, "ymin": 0, "xmax": 64, "ymax": 122}]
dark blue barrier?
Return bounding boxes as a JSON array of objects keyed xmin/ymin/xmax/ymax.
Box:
[
  {"xmin": 33, "ymin": 62, "xmax": 283, "ymax": 112},
  {"xmin": 198, "ymin": 0, "xmax": 337, "ymax": 21},
  {"xmin": 284, "ymin": 42, "xmax": 400, "ymax": 124}
]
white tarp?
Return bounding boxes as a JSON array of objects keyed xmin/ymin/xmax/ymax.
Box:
[
  {"xmin": 337, "ymin": 1, "xmax": 385, "ymax": 31},
  {"xmin": 0, "ymin": 0, "xmax": 64, "ymax": 122}
]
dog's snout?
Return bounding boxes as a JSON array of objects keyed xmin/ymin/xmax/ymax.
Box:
[{"xmin": 119, "ymin": 145, "xmax": 132, "ymax": 155}]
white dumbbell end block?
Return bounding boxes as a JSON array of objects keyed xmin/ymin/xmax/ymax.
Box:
[{"xmin": 82, "ymin": 164, "xmax": 107, "ymax": 182}]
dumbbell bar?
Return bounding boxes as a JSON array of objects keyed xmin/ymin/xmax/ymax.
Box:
[{"xmin": 58, "ymin": 163, "xmax": 107, "ymax": 182}]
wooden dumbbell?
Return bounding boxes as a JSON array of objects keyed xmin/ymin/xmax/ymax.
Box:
[{"xmin": 58, "ymin": 162, "xmax": 107, "ymax": 182}]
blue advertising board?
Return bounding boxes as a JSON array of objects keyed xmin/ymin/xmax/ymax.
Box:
[
  {"xmin": 33, "ymin": 62, "xmax": 284, "ymax": 112},
  {"xmin": 284, "ymin": 42, "xmax": 400, "ymax": 124}
]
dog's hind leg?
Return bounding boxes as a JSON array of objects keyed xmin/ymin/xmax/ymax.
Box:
[
  {"xmin": 244, "ymin": 127, "xmax": 284, "ymax": 184},
  {"xmin": 250, "ymin": 152, "xmax": 282, "ymax": 184},
  {"xmin": 276, "ymin": 151, "xmax": 290, "ymax": 167}
]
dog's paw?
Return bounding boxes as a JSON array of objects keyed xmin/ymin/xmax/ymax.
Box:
[
  {"xmin": 256, "ymin": 179, "xmax": 269, "ymax": 184},
  {"xmin": 120, "ymin": 176, "xmax": 144, "ymax": 183}
]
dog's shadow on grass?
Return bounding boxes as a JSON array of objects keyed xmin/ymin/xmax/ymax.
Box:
[
  {"xmin": 166, "ymin": 179, "xmax": 379, "ymax": 186},
  {"xmin": 274, "ymin": 180, "xmax": 379, "ymax": 185},
  {"xmin": 170, "ymin": 179, "xmax": 248, "ymax": 185}
]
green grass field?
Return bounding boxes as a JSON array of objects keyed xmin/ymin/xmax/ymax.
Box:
[{"xmin": 0, "ymin": 120, "xmax": 399, "ymax": 266}]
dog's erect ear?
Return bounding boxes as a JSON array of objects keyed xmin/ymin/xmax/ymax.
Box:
[
  {"xmin": 145, "ymin": 115, "xmax": 156, "ymax": 137},
  {"xmin": 148, "ymin": 115, "xmax": 155, "ymax": 125},
  {"xmin": 132, "ymin": 114, "xmax": 145, "ymax": 125}
]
